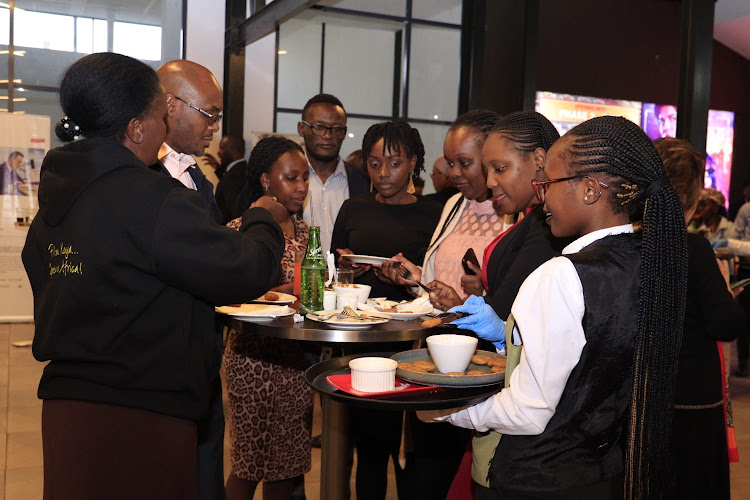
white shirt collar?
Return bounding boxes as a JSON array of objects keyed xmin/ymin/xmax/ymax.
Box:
[
  {"xmin": 308, "ymin": 157, "xmax": 347, "ymax": 182},
  {"xmin": 225, "ymin": 158, "xmax": 244, "ymax": 174},
  {"xmin": 562, "ymin": 224, "xmax": 634, "ymax": 255},
  {"xmin": 159, "ymin": 143, "xmax": 195, "ymax": 178}
]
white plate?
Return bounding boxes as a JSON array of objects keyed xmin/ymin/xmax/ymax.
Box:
[
  {"xmin": 375, "ymin": 304, "xmax": 434, "ymax": 321},
  {"xmin": 215, "ymin": 304, "xmax": 295, "ymax": 321},
  {"xmin": 305, "ymin": 309, "xmax": 391, "ymax": 328},
  {"xmin": 252, "ymin": 292, "xmax": 296, "ymax": 304},
  {"xmin": 340, "ymin": 254, "xmax": 390, "ymax": 266}
]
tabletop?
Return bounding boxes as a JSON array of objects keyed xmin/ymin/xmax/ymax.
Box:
[
  {"xmin": 305, "ymin": 353, "xmax": 504, "ymax": 411},
  {"xmin": 228, "ymin": 314, "xmax": 440, "ymax": 343}
]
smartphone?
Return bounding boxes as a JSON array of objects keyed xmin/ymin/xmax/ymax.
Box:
[
  {"xmin": 461, "ymin": 248, "xmax": 480, "ymax": 275},
  {"xmin": 730, "ymin": 277, "xmax": 750, "ymax": 290}
]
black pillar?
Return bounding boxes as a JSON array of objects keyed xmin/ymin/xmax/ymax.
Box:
[
  {"xmin": 459, "ymin": 0, "xmax": 539, "ymax": 116},
  {"xmin": 224, "ymin": 0, "xmax": 248, "ymax": 137},
  {"xmin": 676, "ymin": 0, "xmax": 715, "ymax": 152}
]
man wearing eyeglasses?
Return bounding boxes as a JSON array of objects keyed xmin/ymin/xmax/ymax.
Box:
[
  {"xmin": 154, "ymin": 59, "xmax": 224, "ymax": 224},
  {"xmin": 152, "ymin": 59, "xmax": 227, "ymax": 500},
  {"xmin": 298, "ymin": 93, "xmax": 369, "ymax": 254}
]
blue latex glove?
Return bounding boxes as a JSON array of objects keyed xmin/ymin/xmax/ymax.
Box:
[
  {"xmin": 712, "ymin": 239, "xmax": 729, "ymax": 250},
  {"xmin": 448, "ymin": 295, "xmax": 506, "ymax": 350}
]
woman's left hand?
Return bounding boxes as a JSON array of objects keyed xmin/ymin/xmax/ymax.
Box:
[
  {"xmin": 460, "ymin": 260, "xmax": 485, "ymax": 296},
  {"xmin": 427, "ymin": 280, "xmax": 463, "ymax": 311},
  {"xmin": 336, "ymin": 248, "xmax": 371, "ymax": 278}
]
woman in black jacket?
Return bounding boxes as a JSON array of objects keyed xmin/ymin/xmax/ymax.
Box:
[
  {"xmin": 655, "ymin": 137, "xmax": 744, "ymax": 499},
  {"xmin": 22, "ymin": 53, "xmax": 285, "ymax": 500}
]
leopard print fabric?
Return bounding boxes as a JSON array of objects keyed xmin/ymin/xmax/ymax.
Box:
[{"xmin": 222, "ymin": 213, "xmax": 314, "ymax": 481}]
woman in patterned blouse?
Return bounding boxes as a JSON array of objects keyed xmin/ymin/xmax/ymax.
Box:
[{"xmin": 223, "ymin": 137, "xmax": 312, "ymax": 500}]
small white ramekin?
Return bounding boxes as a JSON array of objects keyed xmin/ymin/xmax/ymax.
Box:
[{"xmin": 349, "ymin": 357, "xmax": 398, "ymax": 392}]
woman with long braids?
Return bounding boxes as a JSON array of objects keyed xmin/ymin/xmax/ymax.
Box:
[
  {"xmin": 222, "ymin": 137, "xmax": 313, "ymax": 500},
  {"xmin": 427, "ymin": 115, "xmax": 689, "ymax": 499}
]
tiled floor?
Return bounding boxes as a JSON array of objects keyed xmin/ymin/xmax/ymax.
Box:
[{"xmin": 1, "ymin": 321, "xmax": 749, "ymax": 500}]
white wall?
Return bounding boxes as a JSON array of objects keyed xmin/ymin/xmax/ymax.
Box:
[
  {"xmin": 244, "ymin": 33, "xmax": 277, "ymax": 140},
  {"xmin": 185, "ymin": 0, "xmax": 226, "ymax": 187}
]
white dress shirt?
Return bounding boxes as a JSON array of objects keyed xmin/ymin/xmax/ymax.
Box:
[
  {"xmin": 302, "ymin": 157, "xmax": 350, "ymax": 254},
  {"xmin": 159, "ymin": 143, "xmax": 197, "ymax": 190},
  {"xmin": 424, "ymin": 224, "xmax": 635, "ymax": 435}
]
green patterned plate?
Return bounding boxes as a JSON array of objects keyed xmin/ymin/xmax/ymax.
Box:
[{"xmin": 391, "ymin": 349, "xmax": 506, "ymax": 388}]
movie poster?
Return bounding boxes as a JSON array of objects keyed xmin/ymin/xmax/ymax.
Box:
[
  {"xmin": 0, "ymin": 113, "xmax": 50, "ymax": 321},
  {"xmin": 641, "ymin": 104, "xmax": 735, "ymax": 206}
]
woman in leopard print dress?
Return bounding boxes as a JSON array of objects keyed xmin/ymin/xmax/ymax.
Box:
[{"xmin": 223, "ymin": 137, "xmax": 312, "ymax": 500}]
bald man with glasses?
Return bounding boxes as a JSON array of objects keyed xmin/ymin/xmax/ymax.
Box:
[{"xmin": 152, "ymin": 59, "xmax": 227, "ymax": 500}]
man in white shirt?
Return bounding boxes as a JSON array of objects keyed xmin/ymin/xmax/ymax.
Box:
[
  {"xmin": 298, "ymin": 93, "xmax": 369, "ymax": 253},
  {"xmin": 154, "ymin": 59, "xmax": 226, "ymax": 500}
]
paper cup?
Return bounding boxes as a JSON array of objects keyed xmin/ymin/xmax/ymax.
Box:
[
  {"xmin": 323, "ymin": 290, "xmax": 337, "ymax": 310},
  {"xmin": 335, "ymin": 292, "xmax": 359, "ymax": 311}
]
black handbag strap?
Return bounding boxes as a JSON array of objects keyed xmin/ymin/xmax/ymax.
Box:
[{"xmin": 425, "ymin": 195, "xmax": 464, "ymax": 255}]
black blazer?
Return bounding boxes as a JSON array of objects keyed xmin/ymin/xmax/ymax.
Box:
[
  {"xmin": 485, "ymin": 205, "xmax": 571, "ymax": 320},
  {"xmin": 215, "ymin": 160, "xmax": 247, "ymax": 223},
  {"xmin": 344, "ymin": 161, "xmax": 370, "ymax": 197},
  {"xmin": 150, "ymin": 161, "xmax": 224, "ymax": 224},
  {"xmin": 676, "ymin": 233, "xmax": 744, "ymax": 405}
]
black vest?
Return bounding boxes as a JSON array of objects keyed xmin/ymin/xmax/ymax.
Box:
[{"xmin": 490, "ymin": 233, "xmax": 640, "ymax": 494}]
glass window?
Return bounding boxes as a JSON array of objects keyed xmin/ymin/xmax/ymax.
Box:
[
  {"xmin": 76, "ymin": 18, "xmax": 107, "ymax": 54},
  {"xmin": 113, "ymin": 22, "xmax": 162, "ymax": 61},
  {"xmin": 407, "ymin": 25, "xmax": 460, "ymax": 121},
  {"xmin": 318, "ymin": 0, "xmax": 405, "ymax": 18},
  {"xmin": 10, "ymin": 89, "xmax": 63, "ymax": 148},
  {"xmin": 0, "ymin": 7, "xmax": 9, "ymax": 45},
  {"xmin": 323, "ymin": 22, "xmax": 396, "ymax": 116},
  {"xmin": 15, "ymin": 10, "xmax": 75, "ymax": 52},
  {"xmin": 277, "ymin": 18, "xmax": 322, "ymax": 110},
  {"xmin": 412, "ymin": 0, "xmax": 462, "ymax": 24}
]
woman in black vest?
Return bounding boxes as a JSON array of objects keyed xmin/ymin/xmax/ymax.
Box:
[{"xmin": 432, "ymin": 116, "xmax": 688, "ymax": 499}]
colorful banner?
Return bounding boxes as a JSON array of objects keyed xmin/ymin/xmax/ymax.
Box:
[
  {"xmin": 0, "ymin": 113, "xmax": 50, "ymax": 321},
  {"xmin": 536, "ymin": 91, "xmax": 643, "ymax": 135}
]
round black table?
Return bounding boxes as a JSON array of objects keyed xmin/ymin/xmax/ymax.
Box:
[{"xmin": 227, "ymin": 315, "xmax": 442, "ymax": 500}]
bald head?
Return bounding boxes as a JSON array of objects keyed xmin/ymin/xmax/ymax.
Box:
[
  {"xmin": 431, "ymin": 155, "xmax": 453, "ymax": 192},
  {"xmin": 157, "ymin": 60, "xmax": 223, "ymax": 156}
]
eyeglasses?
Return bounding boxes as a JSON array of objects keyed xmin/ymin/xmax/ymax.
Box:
[
  {"xmin": 300, "ymin": 120, "xmax": 347, "ymax": 138},
  {"xmin": 173, "ymin": 96, "xmax": 223, "ymax": 124},
  {"xmin": 531, "ymin": 175, "xmax": 609, "ymax": 204}
]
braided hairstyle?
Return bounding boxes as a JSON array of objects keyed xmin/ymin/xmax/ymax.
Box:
[
  {"xmin": 361, "ymin": 121, "xmax": 425, "ymax": 180},
  {"xmin": 653, "ymin": 138, "xmax": 704, "ymax": 215},
  {"xmin": 55, "ymin": 53, "xmax": 162, "ymax": 142},
  {"xmin": 564, "ymin": 116, "xmax": 687, "ymax": 499},
  {"xmin": 235, "ymin": 136, "xmax": 304, "ymax": 214},
  {"xmin": 449, "ymin": 109, "xmax": 500, "ymax": 144},
  {"xmin": 490, "ymin": 110, "xmax": 560, "ymax": 154}
]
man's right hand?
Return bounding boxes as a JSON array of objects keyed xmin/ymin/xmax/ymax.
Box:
[
  {"xmin": 251, "ymin": 195, "xmax": 287, "ymax": 223},
  {"xmin": 202, "ymin": 153, "xmax": 220, "ymax": 171}
]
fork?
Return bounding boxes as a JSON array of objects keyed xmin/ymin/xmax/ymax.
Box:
[{"xmin": 393, "ymin": 262, "xmax": 432, "ymax": 294}]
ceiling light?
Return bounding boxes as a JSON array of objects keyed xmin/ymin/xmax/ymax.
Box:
[
  {"xmin": 433, "ymin": 114, "xmax": 439, "ymax": 120},
  {"xmin": 348, "ymin": 133, "xmax": 354, "ymax": 138},
  {"xmin": 277, "ymin": 50, "xmax": 287, "ymax": 55}
]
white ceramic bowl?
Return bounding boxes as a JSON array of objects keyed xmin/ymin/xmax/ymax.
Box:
[
  {"xmin": 333, "ymin": 283, "xmax": 371, "ymax": 305},
  {"xmin": 349, "ymin": 357, "xmax": 397, "ymax": 392},
  {"xmin": 426, "ymin": 334, "xmax": 478, "ymax": 373}
]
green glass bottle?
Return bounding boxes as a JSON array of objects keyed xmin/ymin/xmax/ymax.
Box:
[{"xmin": 300, "ymin": 226, "xmax": 325, "ymax": 312}]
